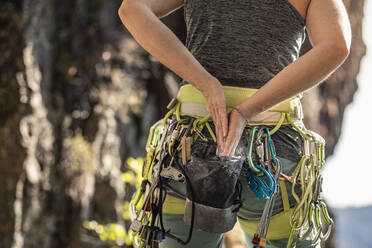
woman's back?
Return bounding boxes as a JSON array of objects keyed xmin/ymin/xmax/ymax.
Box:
[
  {"xmin": 119, "ymin": 0, "xmax": 351, "ymax": 246},
  {"xmin": 182, "ymin": 0, "xmax": 307, "ymax": 88}
]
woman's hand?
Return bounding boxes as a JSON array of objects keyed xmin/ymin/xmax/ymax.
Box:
[
  {"xmin": 200, "ymin": 79, "xmax": 228, "ymax": 154},
  {"xmin": 219, "ymin": 107, "xmax": 247, "ymax": 157}
]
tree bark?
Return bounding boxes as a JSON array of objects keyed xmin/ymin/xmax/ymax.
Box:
[
  {"xmin": 0, "ymin": 1, "xmax": 366, "ymax": 248},
  {"xmin": 0, "ymin": 2, "xmax": 26, "ymax": 246}
]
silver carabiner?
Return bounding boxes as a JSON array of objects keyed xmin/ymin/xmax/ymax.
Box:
[
  {"xmin": 319, "ymin": 200, "xmax": 334, "ymax": 241},
  {"xmin": 298, "ymin": 202, "xmax": 315, "ymax": 241},
  {"xmin": 310, "ymin": 203, "xmax": 323, "ymax": 244}
]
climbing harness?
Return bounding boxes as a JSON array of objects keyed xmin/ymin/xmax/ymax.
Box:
[{"xmin": 128, "ymin": 84, "xmax": 333, "ymax": 248}]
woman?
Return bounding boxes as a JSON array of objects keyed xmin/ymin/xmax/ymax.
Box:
[{"xmin": 119, "ymin": 0, "xmax": 351, "ymax": 247}]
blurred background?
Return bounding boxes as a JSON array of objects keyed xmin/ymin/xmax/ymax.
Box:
[
  {"xmin": 0, "ymin": 0, "xmax": 370, "ymax": 247},
  {"xmin": 322, "ymin": 0, "xmax": 372, "ymax": 247}
]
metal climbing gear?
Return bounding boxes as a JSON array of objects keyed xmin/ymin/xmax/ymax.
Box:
[
  {"xmin": 129, "ymin": 84, "xmax": 334, "ymax": 248},
  {"xmin": 241, "ymin": 105, "xmax": 334, "ymax": 248},
  {"xmin": 247, "ymin": 164, "xmax": 276, "ymax": 200},
  {"xmin": 244, "ymin": 127, "xmax": 282, "ymax": 248},
  {"xmin": 285, "ymin": 115, "xmax": 333, "ymax": 248},
  {"xmin": 245, "ymin": 127, "xmax": 277, "ymax": 200}
]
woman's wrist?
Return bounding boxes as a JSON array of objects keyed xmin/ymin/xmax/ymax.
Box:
[
  {"xmin": 235, "ymin": 95, "xmax": 266, "ymax": 121},
  {"xmin": 232, "ymin": 106, "xmax": 250, "ymax": 124},
  {"xmin": 193, "ymin": 76, "xmax": 221, "ymax": 96}
]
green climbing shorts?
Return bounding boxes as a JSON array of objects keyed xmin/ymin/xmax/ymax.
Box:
[{"xmin": 159, "ymin": 214, "xmax": 320, "ymax": 248}]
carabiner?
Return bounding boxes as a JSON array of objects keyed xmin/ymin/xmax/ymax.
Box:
[
  {"xmin": 298, "ymin": 202, "xmax": 315, "ymax": 241},
  {"xmin": 311, "ymin": 204, "xmax": 322, "ymax": 244},
  {"xmin": 255, "ymin": 131, "xmax": 265, "ymax": 166},
  {"xmin": 265, "ymin": 128, "xmax": 279, "ymax": 171},
  {"xmin": 319, "ymin": 200, "xmax": 334, "ymax": 241},
  {"xmin": 246, "ymin": 164, "xmax": 276, "ymax": 199},
  {"xmin": 246, "ymin": 126, "xmax": 261, "ymax": 174}
]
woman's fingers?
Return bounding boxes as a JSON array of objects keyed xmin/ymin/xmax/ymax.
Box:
[
  {"xmin": 221, "ymin": 129, "xmax": 234, "ymax": 156},
  {"xmin": 221, "ymin": 110, "xmax": 247, "ymax": 156},
  {"xmin": 215, "ymin": 126, "xmax": 223, "ymax": 155},
  {"xmin": 229, "ymin": 135, "xmax": 241, "ymax": 156},
  {"xmin": 219, "ymin": 105, "xmax": 228, "ymax": 141},
  {"xmin": 216, "ymin": 104, "xmax": 227, "ymax": 149},
  {"xmin": 200, "ymin": 78, "xmax": 228, "ymax": 154},
  {"xmin": 212, "ymin": 106, "xmax": 225, "ymax": 154},
  {"xmin": 205, "ymin": 98, "xmax": 227, "ymax": 154},
  {"xmin": 221, "ymin": 116, "xmax": 235, "ymax": 156}
]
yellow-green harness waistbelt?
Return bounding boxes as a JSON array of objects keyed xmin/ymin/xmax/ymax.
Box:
[
  {"xmin": 177, "ymin": 84, "xmax": 303, "ymax": 121},
  {"xmin": 174, "ymin": 84, "xmax": 304, "ymax": 137}
]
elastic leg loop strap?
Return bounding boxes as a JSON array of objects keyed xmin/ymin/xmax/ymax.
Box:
[{"xmin": 279, "ymin": 181, "xmax": 290, "ymax": 212}]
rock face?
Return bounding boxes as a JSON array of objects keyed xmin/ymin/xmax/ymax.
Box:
[
  {"xmin": 1, "ymin": 1, "xmax": 170, "ymax": 247},
  {"xmin": 0, "ymin": 1, "xmax": 365, "ymax": 248}
]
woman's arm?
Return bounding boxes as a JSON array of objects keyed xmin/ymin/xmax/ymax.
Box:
[
  {"xmin": 119, "ymin": 0, "xmax": 229, "ymax": 152},
  {"xmin": 221, "ymin": 0, "xmax": 351, "ymax": 156}
]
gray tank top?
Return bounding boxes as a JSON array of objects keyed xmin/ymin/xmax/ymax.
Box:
[
  {"xmin": 180, "ymin": 0, "xmax": 307, "ymax": 162},
  {"xmin": 181, "ymin": 0, "xmax": 306, "ymax": 88}
]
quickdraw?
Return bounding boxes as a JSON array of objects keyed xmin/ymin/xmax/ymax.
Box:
[
  {"xmin": 243, "ymin": 112, "xmax": 333, "ymax": 248},
  {"xmin": 286, "ymin": 115, "xmax": 334, "ymax": 248}
]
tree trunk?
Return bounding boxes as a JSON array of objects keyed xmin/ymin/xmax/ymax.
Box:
[{"xmin": 0, "ymin": 1, "xmax": 365, "ymax": 248}]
